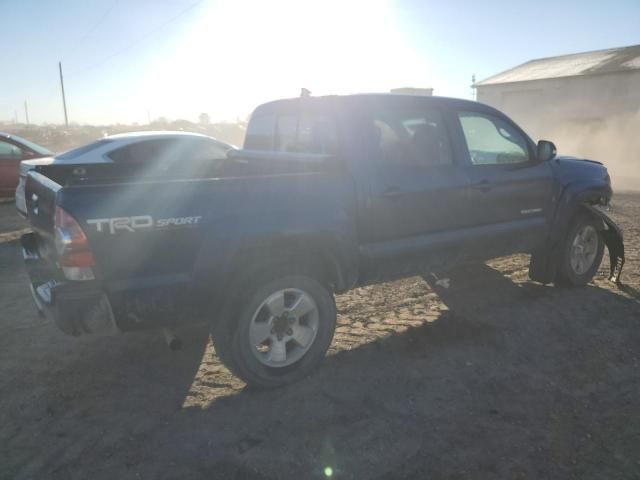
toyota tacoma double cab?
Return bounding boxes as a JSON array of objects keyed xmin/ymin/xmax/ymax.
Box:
[{"xmin": 20, "ymin": 94, "xmax": 624, "ymax": 387}]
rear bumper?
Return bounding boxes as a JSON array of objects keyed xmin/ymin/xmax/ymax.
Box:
[{"xmin": 21, "ymin": 232, "xmax": 119, "ymax": 336}]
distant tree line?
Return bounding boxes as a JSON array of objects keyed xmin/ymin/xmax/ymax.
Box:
[{"xmin": 0, "ymin": 114, "xmax": 246, "ymax": 152}]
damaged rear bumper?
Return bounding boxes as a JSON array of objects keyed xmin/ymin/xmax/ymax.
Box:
[{"xmin": 21, "ymin": 232, "xmax": 119, "ymax": 336}]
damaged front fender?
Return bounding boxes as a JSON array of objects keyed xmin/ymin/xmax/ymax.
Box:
[
  {"xmin": 583, "ymin": 204, "xmax": 625, "ymax": 285},
  {"xmin": 529, "ymin": 202, "xmax": 625, "ymax": 286}
]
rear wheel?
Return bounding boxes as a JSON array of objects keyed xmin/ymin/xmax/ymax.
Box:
[
  {"xmin": 211, "ymin": 274, "xmax": 336, "ymax": 388},
  {"xmin": 556, "ymin": 214, "xmax": 604, "ymax": 286}
]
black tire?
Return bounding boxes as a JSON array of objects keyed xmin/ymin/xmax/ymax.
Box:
[
  {"xmin": 555, "ymin": 213, "xmax": 605, "ymax": 287},
  {"xmin": 211, "ymin": 273, "xmax": 336, "ymax": 388}
]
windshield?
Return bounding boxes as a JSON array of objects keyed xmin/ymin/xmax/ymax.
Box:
[{"xmin": 9, "ymin": 134, "xmax": 53, "ymax": 156}]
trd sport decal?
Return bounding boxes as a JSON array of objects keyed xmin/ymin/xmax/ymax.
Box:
[{"xmin": 87, "ymin": 216, "xmax": 202, "ymax": 234}]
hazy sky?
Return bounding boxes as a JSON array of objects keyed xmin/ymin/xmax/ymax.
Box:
[{"xmin": 2, "ymin": 0, "xmax": 639, "ymax": 125}]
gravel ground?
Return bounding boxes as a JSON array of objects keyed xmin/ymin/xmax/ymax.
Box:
[
  {"xmin": 0, "ymin": 196, "xmax": 639, "ymax": 480},
  {"xmin": 0, "ymin": 201, "xmax": 27, "ymax": 239}
]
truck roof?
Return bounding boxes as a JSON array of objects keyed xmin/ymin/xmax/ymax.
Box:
[{"xmin": 251, "ymin": 93, "xmax": 484, "ymax": 116}]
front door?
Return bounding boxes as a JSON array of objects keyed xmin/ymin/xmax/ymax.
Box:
[{"xmin": 452, "ymin": 109, "xmax": 554, "ymax": 258}]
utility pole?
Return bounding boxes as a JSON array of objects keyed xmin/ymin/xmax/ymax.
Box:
[
  {"xmin": 24, "ymin": 100, "xmax": 29, "ymax": 126},
  {"xmin": 58, "ymin": 61, "xmax": 69, "ymax": 126}
]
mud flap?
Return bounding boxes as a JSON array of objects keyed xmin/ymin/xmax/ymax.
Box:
[
  {"xmin": 583, "ymin": 205, "xmax": 625, "ymax": 285},
  {"xmin": 528, "ymin": 248, "xmax": 557, "ymax": 285}
]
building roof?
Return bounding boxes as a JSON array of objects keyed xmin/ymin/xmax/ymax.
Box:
[{"xmin": 476, "ymin": 44, "xmax": 640, "ymax": 87}]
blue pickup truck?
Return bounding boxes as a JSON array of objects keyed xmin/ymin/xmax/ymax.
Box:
[{"xmin": 21, "ymin": 94, "xmax": 624, "ymax": 387}]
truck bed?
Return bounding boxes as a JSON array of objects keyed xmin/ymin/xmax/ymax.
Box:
[{"xmin": 25, "ymin": 153, "xmax": 355, "ymax": 291}]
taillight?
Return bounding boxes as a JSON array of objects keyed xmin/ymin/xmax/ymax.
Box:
[{"xmin": 54, "ymin": 206, "xmax": 96, "ymax": 280}]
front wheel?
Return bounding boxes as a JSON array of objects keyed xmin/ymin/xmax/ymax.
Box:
[
  {"xmin": 212, "ymin": 274, "xmax": 336, "ymax": 388},
  {"xmin": 556, "ymin": 214, "xmax": 605, "ymax": 286}
]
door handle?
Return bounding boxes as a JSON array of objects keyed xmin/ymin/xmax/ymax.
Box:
[
  {"xmin": 381, "ymin": 186, "xmax": 403, "ymax": 198},
  {"xmin": 472, "ymin": 180, "xmax": 492, "ymax": 192}
]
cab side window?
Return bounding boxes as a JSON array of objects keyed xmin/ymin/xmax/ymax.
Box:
[
  {"xmin": 244, "ymin": 113, "xmax": 337, "ymax": 154},
  {"xmin": 369, "ymin": 108, "xmax": 453, "ymax": 167},
  {"xmin": 275, "ymin": 114, "xmax": 337, "ymax": 154},
  {"xmin": 457, "ymin": 112, "xmax": 530, "ymax": 165},
  {"xmin": 297, "ymin": 115, "xmax": 337, "ymax": 154},
  {"xmin": 275, "ymin": 115, "xmax": 298, "ymax": 152}
]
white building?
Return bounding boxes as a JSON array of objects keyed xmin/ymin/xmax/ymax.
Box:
[{"xmin": 475, "ymin": 45, "xmax": 640, "ymax": 190}]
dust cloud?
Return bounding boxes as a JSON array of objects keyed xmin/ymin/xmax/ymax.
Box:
[{"xmin": 550, "ymin": 110, "xmax": 640, "ymax": 192}]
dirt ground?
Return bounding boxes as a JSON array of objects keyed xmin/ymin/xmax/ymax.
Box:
[{"xmin": 1, "ymin": 196, "xmax": 639, "ymax": 480}]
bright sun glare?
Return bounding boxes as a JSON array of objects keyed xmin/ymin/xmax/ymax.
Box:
[{"xmin": 141, "ymin": 0, "xmax": 431, "ymax": 121}]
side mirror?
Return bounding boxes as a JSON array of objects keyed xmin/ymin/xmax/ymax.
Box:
[{"xmin": 537, "ymin": 140, "xmax": 557, "ymax": 162}]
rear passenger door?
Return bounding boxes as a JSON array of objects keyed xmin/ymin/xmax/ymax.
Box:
[{"xmin": 358, "ymin": 101, "xmax": 474, "ymax": 280}]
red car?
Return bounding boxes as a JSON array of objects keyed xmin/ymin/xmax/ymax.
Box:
[{"xmin": 0, "ymin": 132, "xmax": 52, "ymax": 197}]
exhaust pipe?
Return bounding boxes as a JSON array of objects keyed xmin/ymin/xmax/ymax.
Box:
[{"xmin": 162, "ymin": 327, "xmax": 182, "ymax": 351}]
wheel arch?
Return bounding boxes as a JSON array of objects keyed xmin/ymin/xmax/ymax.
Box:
[
  {"xmin": 225, "ymin": 235, "xmax": 355, "ymax": 294},
  {"xmin": 529, "ymin": 184, "xmax": 612, "ymax": 284}
]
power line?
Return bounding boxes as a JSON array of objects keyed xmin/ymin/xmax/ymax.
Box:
[{"xmin": 68, "ymin": 0, "xmax": 207, "ymax": 77}]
